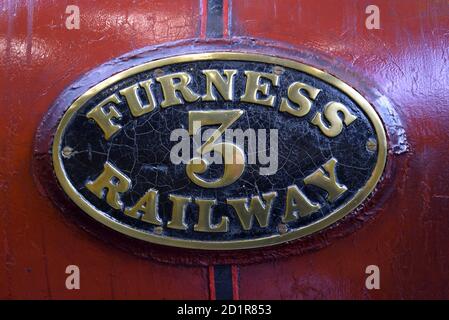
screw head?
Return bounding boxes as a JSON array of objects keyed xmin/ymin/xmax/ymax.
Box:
[
  {"xmin": 273, "ymin": 66, "xmax": 285, "ymax": 75},
  {"xmin": 154, "ymin": 68, "xmax": 165, "ymax": 77},
  {"xmin": 153, "ymin": 226, "xmax": 163, "ymax": 235},
  {"xmin": 366, "ymin": 138, "xmax": 377, "ymax": 152},
  {"xmin": 61, "ymin": 146, "xmax": 74, "ymax": 158},
  {"xmin": 278, "ymin": 223, "xmax": 288, "ymax": 234}
]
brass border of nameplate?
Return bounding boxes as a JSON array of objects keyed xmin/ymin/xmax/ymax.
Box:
[{"xmin": 52, "ymin": 52, "xmax": 387, "ymax": 250}]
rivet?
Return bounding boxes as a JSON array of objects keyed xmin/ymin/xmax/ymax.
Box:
[
  {"xmin": 153, "ymin": 226, "xmax": 163, "ymax": 235},
  {"xmin": 273, "ymin": 66, "xmax": 285, "ymax": 75},
  {"xmin": 278, "ymin": 223, "xmax": 288, "ymax": 234},
  {"xmin": 366, "ymin": 138, "xmax": 377, "ymax": 152},
  {"xmin": 154, "ymin": 68, "xmax": 165, "ymax": 77},
  {"xmin": 61, "ymin": 146, "xmax": 74, "ymax": 158}
]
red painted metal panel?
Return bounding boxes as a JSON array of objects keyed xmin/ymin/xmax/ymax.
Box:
[
  {"xmin": 0, "ymin": 0, "xmax": 448, "ymax": 299},
  {"xmin": 0, "ymin": 0, "xmax": 207, "ymax": 299},
  {"xmin": 232, "ymin": 0, "xmax": 449, "ymax": 299}
]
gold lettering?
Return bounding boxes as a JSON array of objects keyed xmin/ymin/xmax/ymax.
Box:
[
  {"xmin": 186, "ymin": 110, "xmax": 245, "ymax": 189},
  {"xmin": 194, "ymin": 199, "xmax": 229, "ymax": 232},
  {"xmin": 156, "ymin": 72, "xmax": 200, "ymax": 108},
  {"xmin": 240, "ymin": 71, "xmax": 279, "ymax": 107},
  {"xmin": 119, "ymin": 79, "xmax": 157, "ymax": 117},
  {"xmin": 86, "ymin": 94, "xmax": 122, "ymax": 140},
  {"xmin": 124, "ymin": 189, "xmax": 162, "ymax": 225},
  {"xmin": 202, "ymin": 69, "xmax": 237, "ymax": 101},
  {"xmin": 280, "ymin": 82, "xmax": 321, "ymax": 117},
  {"xmin": 227, "ymin": 192, "xmax": 277, "ymax": 230},
  {"xmin": 304, "ymin": 158, "xmax": 347, "ymax": 202},
  {"xmin": 311, "ymin": 101, "xmax": 357, "ymax": 137},
  {"xmin": 167, "ymin": 194, "xmax": 191, "ymax": 230},
  {"xmin": 282, "ymin": 185, "xmax": 320, "ymax": 223},
  {"xmin": 86, "ymin": 162, "xmax": 130, "ymax": 210}
]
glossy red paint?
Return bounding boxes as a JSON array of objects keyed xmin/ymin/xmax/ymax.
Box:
[
  {"xmin": 0, "ymin": 0, "xmax": 207, "ymax": 300},
  {"xmin": 232, "ymin": 0, "xmax": 449, "ymax": 299},
  {"xmin": 0, "ymin": 0, "xmax": 448, "ymax": 299},
  {"xmin": 32, "ymin": 38, "xmax": 399, "ymax": 267}
]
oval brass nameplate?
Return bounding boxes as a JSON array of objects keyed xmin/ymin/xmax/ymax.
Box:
[{"xmin": 52, "ymin": 52, "xmax": 387, "ymax": 250}]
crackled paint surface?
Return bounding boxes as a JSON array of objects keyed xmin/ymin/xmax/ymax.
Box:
[
  {"xmin": 56, "ymin": 58, "xmax": 379, "ymax": 243},
  {"xmin": 1, "ymin": 0, "xmax": 448, "ymax": 299}
]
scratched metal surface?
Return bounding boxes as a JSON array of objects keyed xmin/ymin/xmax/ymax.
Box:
[
  {"xmin": 232, "ymin": 0, "xmax": 449, "ymax": 299},
  {"xmin": 0, "ymin": 0, "xmax": 448, "ymax": 299},
  {"xmin": 0, "ymin": 0, "xmax": 208, "ymax": 300}
]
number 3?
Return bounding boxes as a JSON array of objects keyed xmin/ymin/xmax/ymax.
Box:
[{"xmin": 186, "ymin": 110, "xmax": 245, "ymax": 188}]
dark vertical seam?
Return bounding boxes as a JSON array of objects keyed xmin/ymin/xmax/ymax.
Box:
[{"xmin": 206, "ymin": 0, "xmax": 224, "ymax": 38}]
